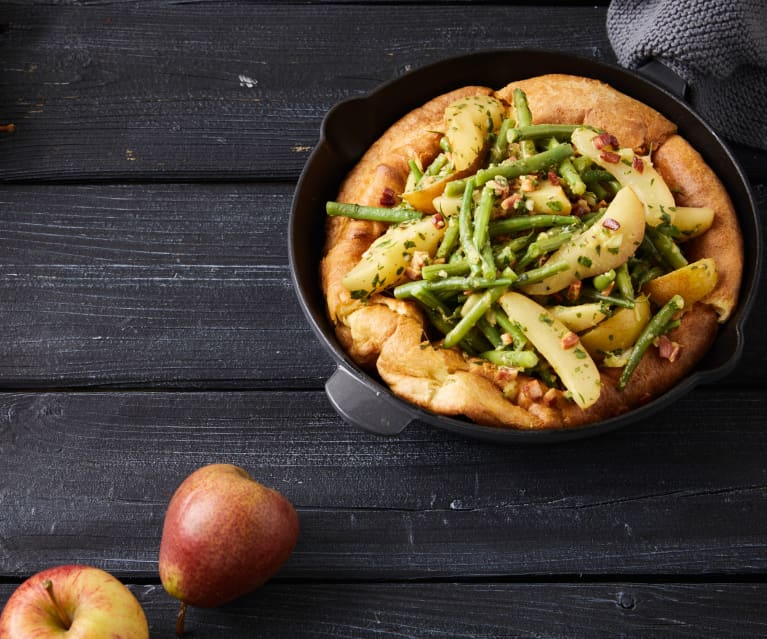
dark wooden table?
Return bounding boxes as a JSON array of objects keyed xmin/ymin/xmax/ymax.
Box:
[{"xmin": 1, "ymin": 2, "xmax": 766, "ymax": 637}]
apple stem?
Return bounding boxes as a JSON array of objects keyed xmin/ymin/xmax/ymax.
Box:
[
  {"xmin": 175, "ymin": 601, "xmax": 187, "ymax": 637},
  {"xmin": 42, "ymin": 579, "xmax": 72, "ymax": 630}
]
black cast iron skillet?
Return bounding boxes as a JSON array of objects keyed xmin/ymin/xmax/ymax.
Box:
[{"xmin": 289, "ymin": 50, "xmax": 761, "ymax": 443}]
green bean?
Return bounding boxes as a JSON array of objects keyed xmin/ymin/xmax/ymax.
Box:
[
  {"xmin": 489, "ymin": 213, "xmax": 575, "ymax": 237},
  {"xmin": 580, "ymin": 287, "xmax": 636, "ymax": 309},
  {"xmin": 445, "ymin": 179, "xmax": 468, "ymax": 197},
  {"xmin": 477, "ymin": 316, "xmax": 503, "ymax": 348},
  {"xmin": 588, "ymin": 181, "xmax": 610, "ymax": 201},
  {"xmin": 394, "ymin": 276, "xmax": 514, "ymax": 298},
  {"xmin": 473, "ymin": 183, "xmax": 495, "ymax": 253},
  {"xmin": 511, "ymin": 260, "xmax": 569, "ymax": 286},
  {"xmin": 474, "ymin": 143, "xmax": 574, "ymax": 186},
  {"xmin": 480, "ymin": 243, "xmax": 497, "ymax": 280},
  {"xmin": 572, "ymin": 156, "xmax": 591, "ymax": 173},
  {"xmin": 407, "ymin": 159, "xmax": 423, "ymax": 182},
  {"xmin": 558, "ymin": 157, "xmax": 586, "ymax": 196},
  {"xmin": 516, "ymin": 228, "xmax": 576, "ymax": 269},
  {"xmin": 480, "ymin": 348, "xmax": 539, "ymax": 370},
  {"xmin": 423, "ymin": 153, "xmax": 449, "ymax": 178},
  {"xmin": 638, "ymin": 235, "xmax": 668, "ymax": 269},
  {"xmin": 493, "ymin": 305, "xmax": 528, "ymax": 350},
  {"xmin": 399, "ymin": 280, "xmax": 452, "ymax": 316},
  {"xmin": 593, "ymin": 269, "xmax": 616, "ymax": 291},
  {"xmin": 645, "ymin": 226, "xmax": 688, "ymax": 270},
  {"xmin": 428, "ymin": 275, "xmax": 514, "ymax": 293},
  {"xmin": 580, "ymin": 169, "xmax": 614, "ymax": 184},
  {"xmin": 489, "ymin": 117, "xmax": 514, "ymax": 164},
  {"xmin": 325, "ymin": 201, "xmax": 422, "ymax": 223},
  {"xmin": 510, "ymin": 124, "xmax": 579, "ymax": 142},
  {"xmin": 604, "ymin": 179, "xmax": 621, "ymax": 197},
  {"xmin": 494, "ymin": 233, "xmax": 533, "ymax": 263},
  {"xmin": 444, "ymin": 285, "xmax": 508, "ymax": 348},
  {"xmin": 405, "ymin": 285, "xmax": 494, "ymax": 354},
  {"xmin": 513, "ymin": 88, "xmax": 536, "ymax": 158},
  {"xmin": 421, "ymin": 260, "xmax": 470, "ymax": 281},
  {"xmin": 615, "ymin": 262, "xmax": 634, "ymax": 300},
  {"xmin": 435, "ymin": 215, "xmax": 459, "ymax": 259},
  {"xmin": 618, "ymin": 294, "xmax": 684, "ymax": 390},
  {"xmin": 458, "ymin": 177, "xmax": 482, "ymax": 273},
  {"xmin": 439, "ymin": 136, "xmax": 451, "ymax": 154},
  {"xmin": 417, "ymin": 304, "xmax": 486, "ymax": 355}
]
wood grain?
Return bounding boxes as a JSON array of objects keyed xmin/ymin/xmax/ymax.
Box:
[
  {"xmin": 0, "ymin": 581, "xmax": 762, "ymax": 639},
  {"xmin": 2, "ymin": 389, "xmax": 766, "ymax": 580},
  {"xmin": 0, "ymin": 3, "xmax": 613, "ymax": 182},
  {"xmin": 0, "ymin": 2, "xmax": 765, "ymax": 635},
  {"xmin": 0, "ymin": 182, "xmax": 762, "ymax": 387}
]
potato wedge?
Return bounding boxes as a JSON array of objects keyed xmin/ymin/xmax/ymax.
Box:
[
  {"xmin": 498, "ymin": 291, "xmax": 601, "ymax": 409},
  {"xmin": 572, "ymin": 127, "xmax": 675, "ymax": 227},
  {"xmin": 672, "ymin": 206, "xmax": 715, "ymax": 241},
  {"xmin": 547, "ymin": 303, "xmax": 608, "ymax": 332},
  {"xmin": 521, "ymin": 186, "xmax": 646, "ymax": 295},
  {"xmin": 527, "ymin": 180, "xmax": 572, "ymax": 215},
  {"xmin": 445, "ymin": 95, "xmax": 506, "ymax": 171},
  {"xmin": 580, "ymin": 295, "xmax": 652, "ymax": 356},
  {"xmin": 342, "ymin": 217, "xmax": 445, "ymax": 298},
  {"xmin": 643, "ymin": 257, "xmax": 718, "ymax": 308},
  {"xmin": 431, "ymin": 193, "xmax": 463, "ymax": 218}
]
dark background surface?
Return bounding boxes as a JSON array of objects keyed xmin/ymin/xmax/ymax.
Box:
[{"xmin": 1, "ymin": 2, "xmax": 766, "ymax": 637}]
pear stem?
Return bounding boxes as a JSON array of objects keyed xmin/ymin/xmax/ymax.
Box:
[
  {"xmin": 42, "ymin": 579, "xmax": 72, "ymax": 630},
  {"xmin": 175, "ymin": 601, "xmax": 187, "ymax": 637}
]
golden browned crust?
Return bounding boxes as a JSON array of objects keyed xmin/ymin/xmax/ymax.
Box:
[
  {"xmin": 652, "ymin": 134, "xmax": 743, "ymax": 321},
  {"xmin": 495, "ymin": 74, "xmax": 677, "ymax": 153},
  {"xmin": 319, "ymin": 74, "xmax": 743, "ymax": 430}
]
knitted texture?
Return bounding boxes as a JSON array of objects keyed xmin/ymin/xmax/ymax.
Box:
[{"xmin": 607, "ymin": 0, "xmax": 767, "ymax": 149}]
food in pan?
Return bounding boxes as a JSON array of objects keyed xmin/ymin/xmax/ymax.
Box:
[{"xmin": 320, "ymin": 74, "xmax": 743, "ymax": 429}]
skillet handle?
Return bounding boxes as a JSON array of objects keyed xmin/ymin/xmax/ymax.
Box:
[
  {"xmin": 636, "ymin": 60, "xmax": 766, "ymax": 181},
  {"xmin": 636, "ymin": 59, "xmax": 688, "ymax": 100},
  {"xmin": 325, "ymin": 366, "xmax": 414, "ymax": 436}
]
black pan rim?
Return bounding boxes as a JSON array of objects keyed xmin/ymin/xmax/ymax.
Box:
[{"xmin": 288, "ymin": 48, "xmax": 762, "ymax": 443}]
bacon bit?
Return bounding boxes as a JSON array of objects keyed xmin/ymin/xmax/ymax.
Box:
[
  {"xmin": 490, "ymin": 177, "xmax": 510, "ymax": 198},
  {"xmin": 601, "ymin": 280, "xmax": 615, "ymax": 296},
  {"xmin": 632, "ymin": 155, "xmax": 644, "ymax": 173},
  {"xmin": 543, "ymin": 387, "xmax": 560, "ymax": 406},
  {"xmin": 566, "ymin": 279, "xmax": 582, "ymax": 302},
  {"xmin": 547, "ymin": 170, "xmax": 560, "ymax": 186},
  {"xmin": 655, "ymin": 334, "xmax": 682, "ymax": 362},
  {"xmin": 379, "ymin": 187, "xmax": 397, "ymax": 207},
  {"xmin": 600, "ymin": 150, "xmax": 621, "ymax": 164},
  {"xmin": 560, "ymin": 331, "xmax": 579, "ymax": 350},
  {"xmin": 572, "ymin": 199, "xmax": 590, "ymax": 218},
  {"xmin": 497, "ymin": 366, "xmax": 519, "ymax": 383},
  {"xmin": 501, "ymin": 193, "xmax": 522, "ymax": 211},
  {"xmin": 432, "ymin": 213, "xmax": 446, "ymax": 229},
  {"xmin": 405, "ymin": 251, "xmax": 430, "ymax": 280},
  {"xmin": 523, "ymin": 379, "xmax": 544, "ymax": 400},
  {"xmin": 500, "ymin": 332, "xmax": 514, "ymax": 347},
  {"xmin": 593, "ymin": 132, "xmax": 619, "ymax": 150},
  {"xmin": 519, "ymin": 175, "xmax": 537, "ymax": 192},
  {"xmin": 602, "ymin": 217, "xmax": 621, "ymax": 230}
]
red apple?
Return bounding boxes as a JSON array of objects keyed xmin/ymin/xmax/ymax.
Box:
[
  {"xmin": 159, "ymin": 464, "xmax": 299, "ymax": 635},
  {"xmin": 0, "ymin": 564, "xmax": 149, "ymax": 639}
]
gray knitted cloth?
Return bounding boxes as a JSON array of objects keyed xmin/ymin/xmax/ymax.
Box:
[{"xmin": 607, "ymin": 0, "xmax": 767, "ymax": 150}]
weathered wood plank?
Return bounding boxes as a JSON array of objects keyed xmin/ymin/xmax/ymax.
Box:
[
  {"xmin": 0, "ymin": 183, "xmax": 334, "ymax": 386},
  {"xmin": 0, "ymin": 3, "xmax": 613, "ymax": 181},
  {"xmin": 1, "ymin": 581, "xmax": 764, "ymax": 639},
  {"xmin": 0, "ymin": 182, "xmax": 763, "ymax": 387},
  {"xmin": 2, "ymin": 389, "xmax": 766, "ymax": 580}
]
